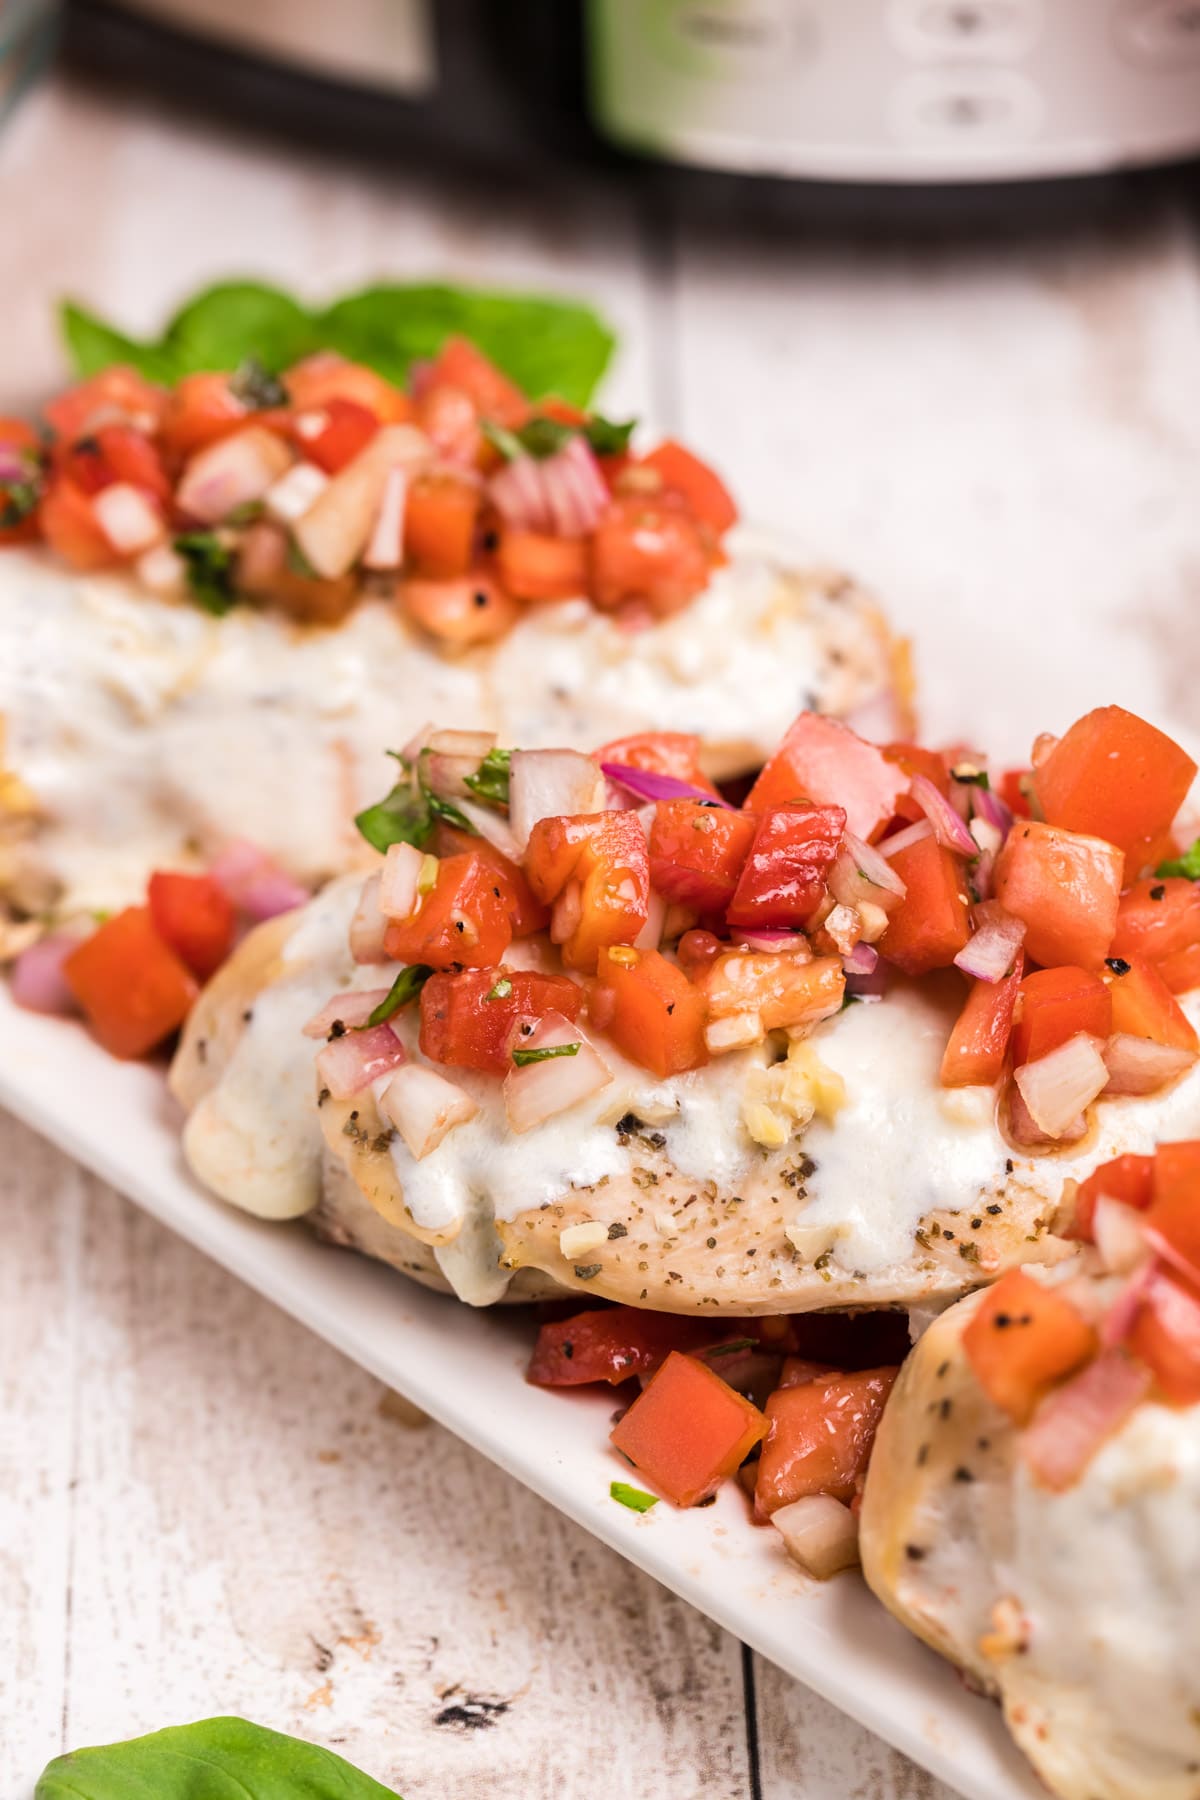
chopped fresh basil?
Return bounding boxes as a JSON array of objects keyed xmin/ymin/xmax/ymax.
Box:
[
  {"xmin": 483, "ymin": 411, "xmax": 637, "ymax": 464},
  {"xmin": 706, "ymin": 1338, "xmax": 757, "ymax": 1357},
  {"xmin": 0, "ymin": 478, "xmax": 40, "ymax": 528},
  {"xmin": 610, "ymin": 1481, "xmax": 659, "ymax": 1513},
  {"xmin": 583, "ymin": 413, "xmax": 637, "ymax": 456},
  {"xmin": 486, "ymin": 977, "xmax": 513, "ymax": 1001},
  {"xmin": 479, "ymin": 418, "xmax": 526, "ymax": 462},
  {"xmin": 354, "ymin": 778, "xmax": 434, "ymax": 854},
  {"xmin": 426, "ymin": 790, "xmax": 475, "ymax": 833},
  {"xmin": 512, "ymin": 1040, "xmax": 581, "ymax": 1067},
  {"xmin": 1157, "ymin": 837, "xmax": 1200, "ymax": 881},
  {"xmin": 365, "ymin": 964, "xmax": 433, "ymax": 1027},
  {"xmin": 464, "ymin": 747, "xmax": 512, "ymax": 809},
  {"xmin": 173, "ymin": 531, "xmax": 237, "ymax": 616},
  {"xmin": 228, "ymin": 354, "xmax": 289, "ymax": 410}
]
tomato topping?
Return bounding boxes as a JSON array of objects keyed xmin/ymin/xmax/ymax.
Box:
[
  {"xmin": 1128, "ymin": 1270, "xmax": 1200, "ymax": 1405},
  {"xmin": 39, "ymin": 478, "xmax": 114, "ymax": 569},
  {"xmin": 999, "ymin": 768, "xmax": 1033, "ymax": 819},
  {"xmin": 235, "ymin": 524, "xmax": 358, "ymax": 625},
  {"xmin": 419, "ymin": 966, "xmax": 582, "ymax": 1073},
  {"xmin": 596, "ymin": 731, "xmax": 718, "ymax": 796},
  {"xmin": 398, "ymin": 573, "xmax": 520, "ymax": 645},
  {"xmin": 1110, "ymin": 877, "xmax": 1200, "ymax": 967},
  {"xmin": 432, "ymin": 823, "xmax": 548, "ymax": 937},
  {"xmin": 1104, "ymin": 953, "xmax": 1198, "ymax": 1051},
  {"xmin": 0, "ymin": 417, "xmax": 42, "ymax": 543},
  {"xmin": 1069, "ymin": 1152, "xmax": 1154, "ymax": 1243},
  {"xmin": 147, "ymin": 871, "xmax": 237, "ymax": 980},
  {"xmin": 940, "ymin": 955, "xmax": 1023, "ymax": 1086},
  {"xmin": 754, "ymin": 1368, "xmax": 899, "ymax": 1515},
  {"xmin": 993, "ymin": 822, "xmax": 1123, "ymax": 970},
  {"xmin": 1143, "ymin": 1140, "xmax": 1200, "ymax": 1281},
  {"xmin": 403, "ymin": 472, "xmax": 481, "ymax": 578},
  {"xmin": 746, "ymin": 714, "xmax": 909, "ymax": 845},
  {"xmin": 523, "ymin": 811, "xmax": 650, "ymax": 973},
  {"xmin": 878, "ymin": 836, "xmax": 969, "ymax": 976},
  {"xmin": 588, "ymin": 495, "xmax": 711, "ymax": 618},
  {"xmin": 648, "ymin": 801, "xmax": 757, "ymax": 913},
  {"xmin": 494, "ymin": 528, "xmax": 588, "ymax": 602},
  {"xmin": 962, "ymin": 1268, "xmax": 1097, "ymax": 1425},
  {"xmin": 64, "ymin": 907, "xmax": 198, "ymax": 1059},
  {"xmin": 639, "ymin": 439, "xmax": 737, "ymax": 534},
  {"xmin": 1159, "ymin": 941, "xmax": 1200, "ymax": 996},
  {"xmin": 609, "ymin": 1351, "xmax": 767, "ymax": 1508},
  {"xmin": 284, "ymin": 352, "xmax": 413, "ymax": 424},
  {"xmin": 725, "ymin": 803, "xmax": 846, "ymax": 930},
  {"xmin": 296, "ymin": 396, "xmax": 379, "ymax": 474},
  {"xmin": 44, "ymin": 367, "xmax": 166, "ymax": 442},
  {"xmin": 696, "ymin": 948, "xmax": 844, "ymax": 1033},
  {"xmin": 1011, "ymin": 966, "xmax": 1112, "ymax": 1069},
  {"xmin": 528, "ymin": 1307, "xmax": 717, "ymax": 1387},
  {"xmin": 427, "ymin": 337, "xmax": 530, "ymax": 430},
  {"xmin": 56, "ymin": 423, "xmax": 171, "ymax": 506},
  {"xmin": 383, "ymin": 852, "xmax": 513, "ymax": 971},
  {"xmin": 158, "ymin": 372, "xmax": 248, "ymax": 458},
  {"xmin": 1035, "ymin": 705, "xmax": 1196, "ymax": 869},
  {"xmin": 589, "ymin": 947, "xmax": 709, "ymax": 1077}
]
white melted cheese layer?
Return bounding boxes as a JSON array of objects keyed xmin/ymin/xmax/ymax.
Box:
[{"xmin": 0, "ymin": 542, "xmax": 892, "ymax": 915}]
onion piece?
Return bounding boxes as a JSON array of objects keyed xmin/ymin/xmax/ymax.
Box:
[
  {"xmin": 829, "ymin": 831, "xmax": 906, "ymax": 911},
  {"xmin": 954, "ymin": 909, "xmax": 1025, "ymax": 983},
  {"xmin": 1006, "ymin": 1082, "xmax": 1085, "ymax": 1149},
  {"xmin": 634, "ymin": 888, "xmax": 666, "ymax": 952},
  {"xmin": 842, "ymin": 941, "xmax": 878, "ymax": 976},
  {"xmin": 294, "ymin": 424, "xmax": 432, "ymax": 579},
  {"xmin": 503, "ymin": 1012, "xmax": 611, "ymax": 1134},
  {"xmin": 428, "ymin": 729, "xmax": 497, "ymax": 761},
  {"xmin": 734, "ymin": 928, "xmax": 808, "ymax": 954},
  {"xmin": 302, "ymin": 990, "xmax": 392, "ymax": 1039},
  {"xmin": 1093, "ymin": 1196, "xmax": 1152, "ymax": 1277},
  {"xmin": 380, "ymin": 842, "xmax": 427, "ymax": 922},
  {"xmin": 349, "ymin": 871, "xmax": 390, "ymax": 963},
  {"xmin": 1022, "ymin": 1349, "xmax": 1151, "ymax": 1490},
  {"xmin": 379, "ymin": 1062, "xmax": 478, "ymax": 1160},
  {"xmin": 542, "ymin": 435, "xmax": 611, "ymax": 537},
  {"xmin": 453, "ymin": 797, "xmax": 523, "ymax": 863},
  {"xmin": 770, "ymin": 1495, "xmax": 860, "ymax": 1579},
  {"xmin": 265, "ymin": 459, "xmax": 329, "ymax": 526},
  {"xmin": 972, "ymin": 784, "xmax": 1015, "ymax": 839},
  {"xmin": 208, "ymin": 839, "xmax": 309, "ymax": 921},
  {"xmin": 1014, "ymin": 1033, "xmax": 1109, "ymax": 1139},
  {"xmin": 316, "ymin": 1022, "xmax": 407, "ymax": 1100},
  {"xmin": 845, "ymin": 965, "xmax": 888, "ymax": 1002},
  {"xmin": 1102, "ymin": 1032, "xmax": 1196, "ymax": 1096},
  {"xmin": 509, "ymin": 749, "xmax": 606, "ymax": 850},
  {"xmin": 600, "ymin": 762, "xmax": 732, "ymax": 809},
  {"xmin": 878, "ymin": 819, "xmax": 932, "ymax": 861},
  {"xmin": 92, "ymin": 481, "xmax": 165, "ymax": 555},
  {"xmin": 490, "ymin": 453, "xmax": 551, "ymax": 532},
  {"xmin": 177, "ymin": 425, "xmax": 293, "ymax": 524},
  {"xmin": 911, "ymin": 773, "xmax": 977, "ymax": 856},
  {"xmin": 10, "ymin": 932, "xmax": 84, "ymax": 1016},
  {"xmin": 361, "ymin": 464, "xmax": 408, "ymax": 572}
]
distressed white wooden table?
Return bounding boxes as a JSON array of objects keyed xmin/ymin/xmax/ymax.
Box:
[{"xmin": 3, "ymin": 73, "xmax": 1200, "ymax": 1800}]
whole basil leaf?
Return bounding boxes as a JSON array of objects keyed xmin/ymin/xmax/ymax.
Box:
[
  {"xmin": 1157, "ymin": 836, "xmax": 1200, "ymax": 881},
  {"xmin": 35, "ymin": 1717, "xmax": 400, "ymax": 1798},
  {"xmin": 60, "ymin": 302, "xmax": 179, "ymax": 385},
  {"xmin": 354, "ymin": 778, "xmax": 434, "ymax": 854}
]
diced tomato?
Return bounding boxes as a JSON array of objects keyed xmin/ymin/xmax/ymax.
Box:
[
  {"xmin": 589, "ymin": 947, "xmax": 709, "ymax": 1077},
  {"xmin": 57, "ymin": 424, "xmax": 171, "ymax": 505},
  {"xmin": 640, "ymin": 439, "xmax": 737, "ymax": 534},
  {"xmin": 588, "ymin": 495, "xmax": 711, "ymax": 618},
  {"xmin": 523, "ymin": 811, "xmax": 650, "ymax": 973},
  {"xmin": 1143, "ymin": 1141, "xmax": 1200, "ymax": 1281},
  {"xmin": 961, "ymin": 1268, "xmax": 1097, "ymax": 1425},
  {"xmin": 63, "ymin": 906, "xmax": 198, "ymax": 1059},
  {"xmin": 1035, "ymin": 705, "xmax": 1196, "ymax": 869},
  {"xmin": 399, "ymin": 572, "xmax": 520, "ymax": 645},
  {"xmin": 158, "ymin": 372, "xmax": 248, "ymax": 459},
  {"xmin": 754, "ymin": 1368, "xmax": 899, "ymax": 1515},
  {"xmin": 427, "ymin": 337, "xmax": 530, "ymax": 429},
  {"xmin": 610, "ymin": 1351, "xmax": 767, "ymax": 1508},
  {"xmin": 1104, "ymin": 953, "xmax": 1198, "ymax": 1051},
  {"xmin": 883, "ymin": 742, "xmax": 951, "ymax": 796},
  {"xmin": 0, "ymin": 417, "xmax": 42, "ymax": 544},
  {"xmin": 44, "ymin": 367, "xmax": 166, "ymax": 442},
  {"xmin": 725, "ymin": 803, "xmax": 846, "ymax": 930},
  {"xmin": 432, "ymin": 822, "xmax": 548, "ymax": 937},
  {"xmin": 1069, "ymin": 1151, "xmax": 1154, "ymax": 1243},
  {"xmin": 1128, "ymin": 1270, "xmax": 1200, "ymax": 1405},
  {"xmin": 39, "ymin": 478, "xmax": 114, "ymax": 569},
  {"xmin": 746, "ymin": 714, "xmax": 909, "ymax": 845},
  {"xmin": 383, "ymin": 852, "xmax": 513, "ymax": 971},
  {"xmin": 696, "ymin": 948, "xmax": 844, "ymax": 1033},
  {"xmin": 596, "ymin": 731, "xmax": 718, "ymax": 797},
  {"xmin": 999, "ymin": 768, "xmax": 1033, "ymax": 819},
  {"xmin": 777, "ymin": 1357, "xmax": 836, "ymax": 1389},
  {"xmin": 993, "ymin": 822, "xmax": 1123, "ymax": 970},
  {"xmin": 1159, "ymin": 941, "xmax": 1200, "ymax": 996},
  {"xmin": 402, "ymin": 472, "xmax": 480, "ymax": 578},
  {"xmin": 147, "ymin": 870, "xmax": 237, "ymax": 980},
  {"xmin": 495, "ymin": 528, "xmax": 588, "ymax": 602},
  {"xmin": 528, "ymin": 1307, "xmax": 717, "ymax": 1387},
  {"xmin": 1011, "ymin": 966, "xmax": 1112, "ymax": 1069},
  {"xmin": 1110, "ymin": 877, "xmax": 1200, "ymax": 967},
  {"xmin": 415, "ymin": 384, "xmax": 482, "ymax": 466},
  {"xmin": 878, "ymin": 836, "xmax": 970, "ymax": 976},
  {"xmin": 295, "ymin": 396, "xmax": 379, "ymax": 474},
  {"xmin": 648, "ymin": 801, "xmax": 757, "ymax": 914},
  {"xmin": 420, "ymin": 966, "xmax": 582, "ymax": 1073},
  {"xmin": 940, "ymin": 955, "xmax": 1024, "ymax": 1086},
  {"xmin": 284, "ymin": 352, "xmax": 413, "ymax": 424}
]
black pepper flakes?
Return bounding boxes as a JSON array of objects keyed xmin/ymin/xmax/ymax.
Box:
[
  {"xmin": 1150, "ymin": 884, "xmax": 1166, "ymax": 901},
  {"xmin": 1105, "ymin": 956, "xmax": 1131, "ymax": 977},
  {"xmin": 953, "ymin": 1466, "xmax": 974, "ymax": 1484},
  {"xmin": 987, "ymin": 1203, "xmax": 1003, "ymax": 1215},
  {"xmin": 905, "ymin": 1544, "xmax": 926, "ymax": 1561},
  {"xmin": 607, "ymin": 1221, "xmax": 628, "ymax": 1240},
  {"xmin": 573, "ymin": 1263, "xmax": 602, "ymax": 1280}
]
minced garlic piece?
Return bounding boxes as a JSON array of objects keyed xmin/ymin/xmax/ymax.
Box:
[
  {"xmin": 785, "ymin": 1219, "xmax": 844, "ymax": 1261},
  {"xmin": 741, "ymin": 1039, "xmax": 846, "ymax": 1148},
  {"xmin": 559, "ymin": 1221, "xmax": 609, "ymax": 1260},
  {"xmin": 978, "ymin": 1595, "xmax": 1030, "ymax": 1662}
]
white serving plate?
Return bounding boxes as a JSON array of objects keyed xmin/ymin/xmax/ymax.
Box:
[{"xmin": 0, "ymin": 986, "xmax": 1040, "ymax": 1800}]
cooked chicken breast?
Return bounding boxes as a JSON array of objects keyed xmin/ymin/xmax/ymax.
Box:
[
  {"xmin": 172, "ymin": 878, "xmax": 1200, "ymax": 1313},
  {"xmin": 860, "ymin": 1276, "xmax": 1200, "ymax": 1800},
  {"xmin": 0, "ymin": 530, "xmax": 905, "ymax": 922}
]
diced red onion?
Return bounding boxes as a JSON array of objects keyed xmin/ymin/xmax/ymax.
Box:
[
  {"xmin": 92, "ymin": 481, "xmax": 165, "ymax": 555},
  {"xmin": 737, "ymin": 928, "xmax": 808, "ymax": 954},
  {"xmin": 349, "ymin": 871, "xmax": 390, "ymax": 963},
  {"xmin": 842, "ymin": 941, "xmax": 879, "ymax": 975},
  {"xmin": 0, "ymin": 447, "xmax": 33, "ymax": 484},
  {"xmin": 420, "ymin": 731, "xmax": 498, "ymax": 802},
  {"xmin": 599, "ymin": 762, "xmax": 732, "ymax": 809},
  {"xmin": 509, "ymin": 749, "xmax": 605, "ymax": 849},
  {"xmin": 503, "ymin": 1012, "xmax": 612, "ymax": 1134},
  {"xmin": 177, "ymin": 426, "xmax": 293, "ymax": 525},
  {"xmin": 490, "ymin": 454, "xmax": 551, "ymax": 532},
  {"xmin": 454, "ymin": 797, "xmax": 523, "ymax": 863},
  {"xmin": 911, "ymin": 774, "xmax": 977, "ymax": 857},
  {"xmin": 1021, "ymin": 1349, "xmax": 1150, "ymax": 1490},
  {"xmin": 209, "ymin": 839, "xmax": 309, "ymax": 921},
  {"xmin": 10, "ymin": 932, "xmax": 84, "ymax": 1016},
  {"xmin": 954, "ymin": 909, "xmax": 1025, "ymax": 983},
  {"xmin": 1102, "ymin": 1033, "xmax": 1196, "ymax": 1096},
  {"xmin": 1014, "ymin": 1033, "xmax": 1109, "ymax": 1139},
  {"xmin": 843, "ymin": 832, "xmax": 906, "ymax": 897},
  {"xmin": 1006, "ymin": 1082, "xmax": 1085, "ymax": 1148},
  {"xmin": 845, "ymin": 965, "xmax": 888, "ymax": 1002},
  {"xmin": 972, "ymin": 786, "xmax": 1014, "ymax": 840},
  {"xmin": 489, "ymin": 436, "xmax": 609, "ymax": 539},
  {"xmin": 380, "ymin": 842, "xmax": 426, "ymax": 921},
  {"xmin": 361, "ymin": 464, "xmax": 408, "ymax": 572},
  {"xmin": 972, "ymin": 848, "xmax": 996, "ymax": 902},
  {"xmin": 1100, "ymin": 1256, "xmax": 1159, "ymax": 1349},
  {"xmin": 379, "ymin": 1062, "xmax": 478, "ymax": 1159},
  {"xmin": 878, "ymin": 820, "xmax": 932, "ymax": 861},
  {"xmin": 302, "ymin": 989, "xmax": 392, "ymax": 1039},
  {"xmin": 294, "ymin": 424, "xmax": 431, "ymax": 578},
  {"xmin": 770, "ymin": 1495, "xmax": 860, "ymax": 1579},
  {"xmin": 315, "ymin": 1022, "xmax": 407, "ymax": 1100},
  {"xmin": 265, "ymin": 459, "xmax": 329, "ymax": 526}
]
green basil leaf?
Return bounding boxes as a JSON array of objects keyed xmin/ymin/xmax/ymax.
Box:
[
  {"xmin": 229, "ymin": 353, "xmax": 289, "ymax": 410},
  {"xmin": 354, "ymin": 779, "xmax": 434, "ymax": 855},
  {"xmin": 165, "ymin": 282, "xmax": 318, "ymax": 375},
  {"xmin": 59, "ymin": 301, "xmax": 179, "ymax": 384},
  {"xmin": 484, "ymin": 412, "xmax": 637, "ymax": 464},
  {"xmin": 35, "ymin": 1716, "xmax": 400, "ymax": 1798},
  {"xmin": 0, "ymin": 478, "xmax": 41, "ymax": 528},
  {"xmin": 464, "ymin": 747, "xmax": 512, "ymax": 809},
  {"xmin": 425, "ymin": 790, "xmax": 476, "ymax": 834},
  {"xmin": 610, "ymin": 1481, "xmax": 659, "ymax": 1513},
  {"xmin": 365, "ymin": 964, "xmax": 433, "ymax": 1027},
  {"xmin": 1157, "ymin": 836, "xmax": 1200, "ymax": 881},
  {"xmin": 512, "ymin": 1041, "xmax": 580, "ymax": 1067},
  {"xmin": 583, "ymin": 413, "xmax": 637, "ymax": 456},
  {"xmin": 174, "ymin": 531, "xmax": 237, "ymax": 616},
  {"xmin": 512, "ymin": 415, "xmax": 575, "ymax": 460}
]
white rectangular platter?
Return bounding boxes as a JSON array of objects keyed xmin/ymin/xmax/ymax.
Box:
[{"xmin": 0, "ymin": 986, "xmax": 1043, "ymax": 1800}]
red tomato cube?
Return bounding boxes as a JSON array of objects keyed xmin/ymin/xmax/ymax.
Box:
[
  {"xmin": 993, "ymin": 822, "xmax": 1124, "ymax": 970},
  {"xmin": 726, "ymin": 803, "xmax": 846, "ymax": 929},
  {"xmin": 1069, "ymin": 1152, "xmax": 1154, "ymax": 1243},
  {"xmin": 1104, "ymin": 954, "xmax": 1198, "ymax": 1051},
  {"xmin": 403, "ymin": 472, "xmax": 481, "ymax": 578},
  {"xmin": 433, "ymin": 823, "xmax": 548, "ymax": 938},
  {"xmin": 610, "ymin": 1351, "xmax": 767, "ymax": 1508},
  {"xmin": 589, "ymin": 496, "xmax": 712, "ymax": 618},
  {"xmin": 496, "ymin": 529, "xmax": 588, "ymax": 601},
  {"xmin": 147, "ymin": 871, "xmax": 237, "ymax": 980},
  {"xmin": 940, "ymin": 956, "xmax": 1023, "ymax": 1086},
  {"xmin": 427, "ymin": 336, "xmax": 530, "ymax": 428},
  {"xmin": 746, "ymin": 714, "xmax": 909, "ymax": 844},
  {"xmin": 64, "ymin": 907, "xmax": 198, "ymax": 1059},
  {"xmin": 589, "ymin": 947, "xmax": 709, "ymax": 1077},
  {"xmin": 597, "ymin": 732, "xmax": 717, "ymax": 796},
  {"xmin": 878, "ymin": 836, "xmax": 970, "ymax": 976},
  {"xmin": 528, "ymin": 1308, "xmax": 716, "ymax": 1387},
  {"xmin": 419, "ymin": 967, "xmax": 582, "ymax": 1073},
  {"xmin": 754, "ymin": 1367, "xmax": 899, "ymax": 1516},
  {"xmin": 1110, "ymin": 877, "xmax": 1200, "ymax": 967},
  {"xmin": 383, "ymin": 852, "xmax": 513, "ymax": 970},
  {"xmin": 1129, "ymin": 1270, "xmax": 1200, "ymax": 1405},
  {"xmin": 523, "ymin": 812, "xmax": 650, "ymax": 972},
  {"xmin": 962, "ymin": 1268, "xmax": 1097, "ymax": 1424},
  {"xmin": 639, "ymin": 438, "xmax": 738, "ymax": 534},
  {"xmin": 648, "ymin": 801, "xmax": 757, "ymax": 913},
  {"xmin": 1035, "ymin": 705, "xmax": 1196, "ymax": 869},
  {"xmin": 1011, "ymin": 966, "xmax": 1112, "ymax": 1069}
]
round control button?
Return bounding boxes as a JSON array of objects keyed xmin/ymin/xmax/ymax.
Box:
[
  {"xmin": 890, "ymin": 67, "xmax": 1043, "ymax": 141},
  {"xmin": 890, "ymin": 0, "xmax": 1041, "ymax": 59},
  {"xmin": 1115, "ymin": 0, "xmax": 1200, "ymax": 66}
]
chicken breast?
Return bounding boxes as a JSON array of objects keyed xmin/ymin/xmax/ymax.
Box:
[
  {"xmin": 171, "ymin": 878, "xmax": 1200, "ymax": 1314},
  {"xmin": 860, "ymin": 1275, "xmax": 1200, "ymax": 1800},
  {"xmin": 0, "ymin": 530, "xmax": 906, "ymax": 921}
]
